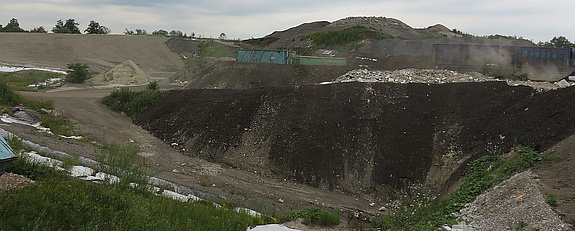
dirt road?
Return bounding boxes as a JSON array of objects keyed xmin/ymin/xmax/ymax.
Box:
[{"xmin": 14, "ymin": 84, "xmax": 382, "ymax": 218}]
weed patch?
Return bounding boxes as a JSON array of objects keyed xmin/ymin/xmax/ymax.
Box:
[
  {"xmin": 0, "ymin": 70, "xmax": 63, "ymax": 91},
  {"xmin": 96, "ymin": 143, "xmax": 150, "ymax": 191},
  {"xmin": 101, "ymin": 87, "xmax": 167, "ymax": 119},
  {"xmin": 40, "ymin": 114, "xmax": 73, "ymax": 136},
  {"xmin": 545, "ymin": 193, "xmax": 558, "ymax": 207},
  {"xmin": 280, "ymin": 206, "xmax": 340, "ymax": 227}
]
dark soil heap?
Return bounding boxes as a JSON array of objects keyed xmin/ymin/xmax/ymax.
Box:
[{"xmin": 136, "ymin": 82, "xmax": 575, "ymax": 196}]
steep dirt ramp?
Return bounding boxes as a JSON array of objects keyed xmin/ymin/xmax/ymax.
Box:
[
  {"xmin": 0, "ymin": 33, "xmax": 183, "ymax": 74},
  {"xmin": 137, "ymin": 82, "xmax": 575, "ymax": 196}
]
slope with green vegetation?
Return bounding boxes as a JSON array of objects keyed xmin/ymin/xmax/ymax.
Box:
[
  {"xmin": 0, "ymin": 141, "xmax": 267, "ymax": 231},
  {"xmin": 370, "ymin": 145, "xmax": 546, "ymax": 230}
]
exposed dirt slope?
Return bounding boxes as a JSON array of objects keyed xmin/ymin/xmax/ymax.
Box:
[
  {"xmin": 0, "ymin": 33, "xmax": 184, "ymax": 74},
  {"xmin": 182, "ymin": 61, "xmax": 352, "ymax": 89},
  {"xmin": 136, "ymin": 82, "xmax": 575, "ymax": 198}
]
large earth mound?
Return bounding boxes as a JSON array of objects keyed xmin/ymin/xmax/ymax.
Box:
[
  {"xmin": 253, "ymin": 16, "xmax": 460, "ymax": 50},
  {"xmin": 136, "ymin": 81, "xmax": 575, "ymax": 196}
]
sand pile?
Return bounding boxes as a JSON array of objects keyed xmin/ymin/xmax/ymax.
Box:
[{"xmin": 89, "ymin": 60, "xmax": 150, "ymax": 85}]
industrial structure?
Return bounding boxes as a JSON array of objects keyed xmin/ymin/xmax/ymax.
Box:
[{"xmin": 236, "ymin": 50, "xmax": 347, "ymax": 66}]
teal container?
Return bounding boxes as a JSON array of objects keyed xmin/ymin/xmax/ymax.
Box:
[{"xmin": 0, "ymin": 136, "xmax": 18, "ymax": 176}]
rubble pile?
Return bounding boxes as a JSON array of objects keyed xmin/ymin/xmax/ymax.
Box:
[
  {"xmin": 327, "ymin": 16, "xmax": 412, "ymax": 29},
  {"xmin": 332, "ymin": 68, "xmax": 497, "ymax": 84},
  {"xmin": 329, "ymin": 68, "xmax": 574, "ymax": 91}
]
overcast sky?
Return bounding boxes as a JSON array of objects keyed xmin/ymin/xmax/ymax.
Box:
[{"xmin": 1, "ymin": 0, "xmax": 573, "ymax": 43}]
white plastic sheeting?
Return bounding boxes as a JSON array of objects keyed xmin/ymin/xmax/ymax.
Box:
[
  {"xmin": 0, "ymin": 66, "xmax": 67, "ymax": 74},
  {"xmin": 247, "ymin": 224, "xmax": 301, "ymax": 231}
]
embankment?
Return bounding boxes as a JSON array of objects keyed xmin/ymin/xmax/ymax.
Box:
[{"xmin": 136, "ymin": 82, "xmax": 575, "ymax": 195}]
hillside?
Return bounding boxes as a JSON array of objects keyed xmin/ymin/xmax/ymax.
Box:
[
  {"xmin": 244, "ymin": 16, "xmax": 460, "ymax": 50},
  {"xmin": 0, "ymin": 33, "xmax": 184, "ymax": 75}
]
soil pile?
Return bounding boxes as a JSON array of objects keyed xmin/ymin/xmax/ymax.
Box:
[
  {"xmin": 89, "ymin": 60, "xmax": 150, "ymax": 85},
  {"xmin": 136, "ymin": 81, "xmax": 575, "ymax": 197}
]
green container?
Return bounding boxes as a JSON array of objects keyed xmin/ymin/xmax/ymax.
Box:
[{"xmin": 292, "ymin": 56, "xmax": 347, "ymax": 66}]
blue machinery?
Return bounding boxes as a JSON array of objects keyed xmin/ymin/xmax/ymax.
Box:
[{"xmin": 0, "ymin": 136, "xmax": 17, "ymax": 176}]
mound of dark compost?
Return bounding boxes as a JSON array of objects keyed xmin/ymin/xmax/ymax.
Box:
[{"xmin": 136, "ymin": 82, "xmax": 575, "ymax": 195}]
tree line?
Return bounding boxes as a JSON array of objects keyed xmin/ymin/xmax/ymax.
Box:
[
  {"xmin": 0, "ymin": 18, "xmax": 225, "ymax": 39},
  {"xmin": 0, "ymin": 18, "xmax": 110, "ymax": 34}
]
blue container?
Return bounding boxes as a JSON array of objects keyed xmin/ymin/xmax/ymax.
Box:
[
  {"xmin": 0, "ymin": 136, "xmax": 18, "ymax": 176},
  {"xmin": 236, "ymin": 50, "xmax": 291, "ymax": 64}
]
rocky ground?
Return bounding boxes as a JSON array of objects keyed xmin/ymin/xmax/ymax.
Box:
[
  {"xmin": 457, "ymin": 170, "xmax": 572, "ymax": 230},
  {"xmin": 0, "ymin": 173, "xmax": 35, "ymax": 193}
]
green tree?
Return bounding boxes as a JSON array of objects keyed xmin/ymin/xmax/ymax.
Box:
[
  {"xmin": 550, "ymin": 36, "xmax": 573, "ymax": 47},
  {"xmin": 135, "ymin": 28, "xmax": 147, "ymax": 35},
  {"xmin": 152, "ymin": 29, "xmax": 168, "ymax": 36},
  {"xmin": 85, "ymin": 20, "xmax": 110, "ymax": 34},
  {"xmin": 66, "ymin": 63, "xmax": 91, "ymax": 83},
  {"xmin": 219, "ymin": 32, "xmax": 227, "ymax": 39},
  {"xmin": 124, "ymin": 28, "xmax": 134, "ymax": 35},
  {"xmin": 539, "ymin": 36, "xmax": 574, "ymax": 48},
  {"xmin": 169, "ymin": 30, "xmax": 183, "ymax": 37},
  {"xmin": 30, "ymin": 26, "xmax": 47, "ymax": 33},
  {"xmin": 52, "ymin": 20, "xmax": 67, "ymax": 33},
  {"xmin": 1, "ymin": 18, "xmax": 26, "ymax": 32},
  {"xmin": 52, "ymin": 19, "xmax": 81, "ymax": 34}
]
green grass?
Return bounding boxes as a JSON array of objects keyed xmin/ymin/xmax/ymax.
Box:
[
  {"xmin": 198, "ymin": 40, "xmax": 236, "ymax": 58},
  {"xmin": 2, "ymin": 81, "xmax": 69, "ymax": 136},
  {"xmin": 1, "ymin": 143, "xmax": 266, "ymax": 230},
  {"xmin": 40, "ymin": 114, "xmax": 74, "ymax": 136},
  {"xmin": 280, "ymin": 206, "xmax": 340, "ymax": 227},
  {"xmin": 96, "ymin": 143, "xmax": 149, "ymax": 191},
  {"xmin": 0, "ymin": 176, "xmax": 264, "ymax": 230},
  {"xmin": 0, "ymin": 70, "xmax": 63, "ymax": 91},
  {"xmin": 371, "ymin": 145, "xmax": 546, "ymax": 230},
  {"xmin": 101, "ymin": 87, "xmax": 167, "ymax": 119}
]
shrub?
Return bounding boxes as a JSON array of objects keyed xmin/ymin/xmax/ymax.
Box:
[
  {"xmin": 101, "ymin": 87, "xmax": 167, "ymax": 119},
  {"xmin": 0, "ymin": 81, "xmax": 21, "ymax": 106},
  {"xmin": 147, "ymin": 81, "xmax": 159, "ymax": 91},
  {"xmin": 66, "ymin": 63, "xmax": 91, "ymax": 83}
]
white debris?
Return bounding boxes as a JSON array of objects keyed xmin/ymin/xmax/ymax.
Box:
[
  {"xmin": 334, "ymin": 69, "xmax": 497, "ymax": 85},
  {"xmin": 69, "ymin": 165, "xmax": 95, "ymax": 177},
  {"xmin": 247, "ymin": 224, "xmax": 301, "ymax": 231}
]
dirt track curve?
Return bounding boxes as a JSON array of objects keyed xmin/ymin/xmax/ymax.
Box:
[{"xmin": 12, "ymin": 85, "xmax": 383, "ymax": 216}]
